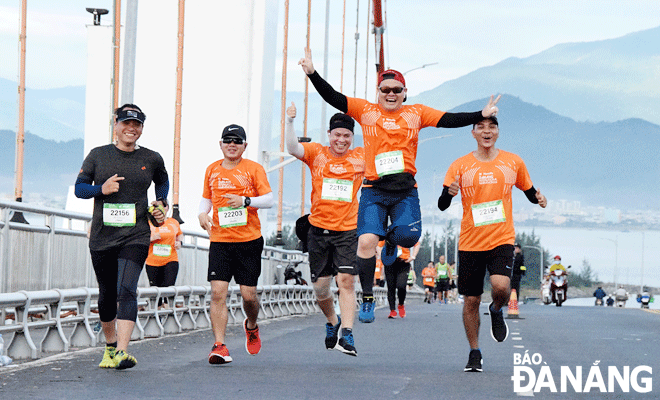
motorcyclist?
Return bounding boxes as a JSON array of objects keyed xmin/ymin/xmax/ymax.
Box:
[
  {"xmin": 614, "ymin": 285, "xmax": 628, "ymax": 307},
  {"xmin": 548, "ymin": 255, "xmax": 566, "ymax": 274},
  {"xmin": 549, "ymin": 258, "xmax": 568, "ymax": 306},
  {"xmin": 606, "ymin": 295, "xmax": 614, "ymax": 306},
  {"xmin": 593, "ymin": 286, "xmax": 606, "ymax": 305}
]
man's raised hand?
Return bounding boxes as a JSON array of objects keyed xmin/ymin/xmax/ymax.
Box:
[
  {"xmin": 286, "ymin": 101, "xmax": 297, "ymax": 119},
  {"xmin": 448, "ymin": 175, "xmax": 460, "ymax": 196},
  {"xmin": 298, "ymin": 47, "xmax": 315, "ymax": 75},
  {"xmin": 481, "ymin": 94, "xmax": 501, "ymax": 118}
]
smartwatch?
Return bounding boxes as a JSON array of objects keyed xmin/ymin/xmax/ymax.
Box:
[{"xmin": 244, "ymin": 196, "xmax": 251, "ymax": 207}]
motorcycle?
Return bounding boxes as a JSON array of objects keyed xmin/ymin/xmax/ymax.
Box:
[
  {"xmin": 541, "ymin": 278, "xmax": 552, "ymax": 305},
  {"xmin": 615, "ymin": 289, "xmax": 628, "ymax": 307},
  {"xmin": 637, "ymin": 292, "xmax": 653, "ymax": 309},
  {"xmin": 595, "ymin": 298, "xmax": 604, "ymax": 306},
  {"xmin": 550, "ymin": 269, "xmax": 568, "ymax": 307}
]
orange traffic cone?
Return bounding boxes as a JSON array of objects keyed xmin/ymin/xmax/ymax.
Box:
[{"xmin": 507, "ymin": 289, "xmax": 520, "ymax": 319}]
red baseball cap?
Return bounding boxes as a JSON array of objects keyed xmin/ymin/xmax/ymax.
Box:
[{"xmin": 378, "ymin": 69, "xmax": 405, "ymax": 87}]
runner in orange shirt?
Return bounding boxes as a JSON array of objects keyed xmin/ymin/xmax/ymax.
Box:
[
  {"xmin": 299, "ymin": 47, "xmax": 500, "ymax": 323},
  {"xmin": 286, "ymin": 102, "xmax": 363, "ymax": 356},
  {"xmin": 422, "ymin": 262, "xmax": 438, "ymax": 304},
  {"xmin": 145, "ymin": 202, "xmax": 183, "ymax": 309},
  {"xmin": 198, "ymin": 124, "xmax": 274, "ymax": 365},
  {"xmin": 378, "ymin": 241, "xmax": 419, "ymax": 318},
  {"xmin": 438, "ymin": 116, "xmax": 547, "ymax": 372}
]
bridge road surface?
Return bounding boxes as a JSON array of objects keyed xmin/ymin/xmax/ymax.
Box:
[{"xmin": 1, "ymin": 301, "xmax": 658, "ymax": 399}]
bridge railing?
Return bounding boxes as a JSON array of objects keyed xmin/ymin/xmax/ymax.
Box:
[{"xmin": 0, "ymin": 284, "xmax": 399, "ymax": 361}]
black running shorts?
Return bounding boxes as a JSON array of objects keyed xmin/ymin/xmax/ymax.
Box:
[
  {"xmin": 458, "ymin": 244, "xmax": 514, "ymax": 297},
  {"xmin": 307, "ymin": 226, "xmax": 358, "ymax": 283},
  {"xmin": 207, "ymin": 237, "xmax": 264, "ymax": 286}
]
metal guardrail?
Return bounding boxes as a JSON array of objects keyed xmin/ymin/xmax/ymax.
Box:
[{"xmin": 0, "ymin": 285, "xmax": 397, "ymax": 361}]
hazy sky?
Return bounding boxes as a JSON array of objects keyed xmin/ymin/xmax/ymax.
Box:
[{"xmin": 1, "ymin": 0, "xmax": 658, "ymax": 96}]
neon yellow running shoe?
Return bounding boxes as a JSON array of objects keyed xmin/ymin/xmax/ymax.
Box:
[
  {"xmin": 114, "ymin": 350, "xmax": 137, "ymax": 370},
  {"xmin": 98, "ymin": 346, "xmax": 116, "ymax": 368}
]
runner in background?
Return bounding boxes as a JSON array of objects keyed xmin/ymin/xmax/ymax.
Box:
[
  {"xmin": 145, "ymin": 202, "xmax": 183, "ymax": 309},
  {"xmin": 422, "ymin": 262, "xmax": 438, "ymax": 304},
  {"xmin": 378, "ymin": 241, "xmax": 420, "ymax": 318}
]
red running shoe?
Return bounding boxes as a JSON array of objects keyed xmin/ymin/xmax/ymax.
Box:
[
  {"xmin": 208, "ymin": 342, "xmax": 232, "ymax": 364},
  {"xmin": 244, "ymin": 318, "xmax": 262, "ymax": 355},
  {"xmin": 388, "ymin": 310, "xmax": 397, "ymax": 319},
  {"xmin": 398, "ymin": 304, "xmax": 406, "ymax": 318}
]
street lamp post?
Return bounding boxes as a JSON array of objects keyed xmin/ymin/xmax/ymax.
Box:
[
  {"xmin": 522, "ymin": 245, "xmax": 544, "ymax": 284},
  {"xmin": 402, "ymin": 62, "xmax": 439, "ymax": 76}
]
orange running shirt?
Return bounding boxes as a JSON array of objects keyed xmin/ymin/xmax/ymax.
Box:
[
  {"xmin": 145, "ymin": 218, "xmax": 183, "ymax": 266},
  {"xmin": 422, "ymin": 266, "xmax": 437, "ymax": 287},
  {"xmin": 301, "ymin": 142, "xmax": 365, "ymax": 231},
  {"xmin": 444, "ymin": 150, "xmax": 533, "ymax": 252},
  {"xmin": 202, "ymin": 158, "xmax": 272, "ymax": 243},
  {"xmin": 345, "ymin": 97, "xmax": 445, "ymax": 181}
]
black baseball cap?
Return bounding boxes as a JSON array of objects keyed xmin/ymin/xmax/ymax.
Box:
[
  {"xmin": 116, "ymin": 108, "xmax": 146, "ymax": 124},
  {"xmin": 222, "ymin": 124, "xmax": 247, "ymax": 141}
]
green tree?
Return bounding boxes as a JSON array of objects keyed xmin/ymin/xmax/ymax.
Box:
[
  {"xmin": 571, "ymin": 258, "xmax": 599, "ymax": 287},
  {"xmin": 265, "ymin": 225, "xmax": 299, "ymax": 250}
]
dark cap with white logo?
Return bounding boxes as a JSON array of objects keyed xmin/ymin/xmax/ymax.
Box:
[{"xmin": 221, "ymin": 124, "xmax": 247, "ymax": 141}]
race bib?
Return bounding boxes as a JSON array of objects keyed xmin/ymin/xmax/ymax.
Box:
[
  {"xmin": 424, "ymin": 277, "xmax": 434, "ymax": 284},
  {"xmin": 471, "ymin": 200, "xmax": 506, "ymax": 227},
  {"xmin": 375, "ymin": 150, "xmax": 404, "ymax": 177},
  {"xmin": 218, "ymin": 207, "xmax": 248, "ymax": 227},
  {"xmin": 153, "ymin": 244, "xmax": 172, "ymax": 257},
  {"xmin": 321, "ymin": 178, "xmax": 353, "ymax": 202},
  {"xmin": 103, "ymin": 203, "xmax": 136, "ymax": 227}
]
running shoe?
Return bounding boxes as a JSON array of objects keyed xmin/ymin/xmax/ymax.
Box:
[
  {"xmin": 114, "ymin": 350, "xmax": 137, "ymax": 370},
  {"xmin": 358, "ymin": 301, "xmax": 375, "ymax": 323},
  {"xmin": 381, "ymin": 241, "xmax": 398, "ymax": 266},
  {"xmin": 244, "ymin": 318, "xmax": 262, "ymax": 355},
  {"xmin": 489, "ymin": 302, "xmax": 509, "ymax": 342},
  {"xmin": 397, "ymin": 304, "xmax": 406, "ymax": 318},
  {"xmin": 335, "ymin": 328, "xmax": 357, "ymax": 357},
  {"xmin": 98, "ymin": 345, "xmax": 116, "ymax": 368},
  {"xmin": 325, "ymin": 316, "xmax": 341, "ymax": 350},
  {"xmin": 208, "ymin": 342, "xmax": 232, "ymax": 364},
  {"xmin": 387, "ymin": 310, "xmax": 397, "ymax": 319},
  {"xmin": 464, "ymin": 349, "xmax": 483, "ymax": 372}
]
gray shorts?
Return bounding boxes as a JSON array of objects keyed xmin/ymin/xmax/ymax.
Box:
[{"xmin": 306, "ymin": 226, "xmax": 358, "ymax": 283}]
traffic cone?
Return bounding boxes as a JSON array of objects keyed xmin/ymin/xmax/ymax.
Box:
[{"xmin": 507, "ymin": 289, "xmax": 520, "ymax": 319}]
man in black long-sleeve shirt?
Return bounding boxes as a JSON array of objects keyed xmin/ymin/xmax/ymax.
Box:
[{"xmin": 299, "ymin": 47, "xmax": 500, "ymax": 323}]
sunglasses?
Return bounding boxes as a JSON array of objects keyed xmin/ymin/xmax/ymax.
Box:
[
  {"xmin": 222, "ymin": 137, "xmax": 245, "ymax": 145},
  {"xmin": 379, "ymin": 86, "xmax": 404, "ymax": 94}
]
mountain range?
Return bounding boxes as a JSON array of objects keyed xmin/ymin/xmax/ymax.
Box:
[{"xmin": 1, "ymin": 26, "xmax": 658, "ymax": 212}]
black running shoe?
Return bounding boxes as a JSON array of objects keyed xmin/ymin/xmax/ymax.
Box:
[
  {"xmin": 325, "ymin": 316, "xmax": 341, "ymax": 350},
  {"xmin": 464, "ymin": 349, "xmax": 483, "ymax": 372},
  {"xmin": 335, "ymin": 328, "xmax": 357, "ymax": 357},
  {"xmin": 489, "ymin": 302, "xmax": 509, "ymax": 342}
]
